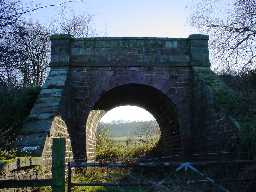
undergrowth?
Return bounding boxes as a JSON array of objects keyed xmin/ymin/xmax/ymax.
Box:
[
  {"xmin": 0, "ymin": 86, "xmax": 40, "ymax": 160},
  {"xmin": 96, "ymin": 128, "xmax": 159, "ymax": 161},
  {"xmin": 70, "ymin": 127, "xmax": 160, "ymax": 192},
  {"xmin": 195, "ymin": 67, "xmax": 256, "ymax": 159}
]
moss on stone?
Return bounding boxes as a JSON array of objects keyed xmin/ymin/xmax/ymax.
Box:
[
  {"xmin": 193, "ymin": 67, "xmax": 240, "ymax": 115},
  {"xmin": 193, "ymin": 67, "xmax": 256, "ymax": 157}
]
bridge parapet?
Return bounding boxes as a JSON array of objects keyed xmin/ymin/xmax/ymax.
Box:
[{"xmin": 50, "ymin": 34, "xmax": 209, "ymax": 67}]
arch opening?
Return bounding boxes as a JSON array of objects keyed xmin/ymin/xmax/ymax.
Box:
[
  {"xmin": 85, "ymin": 84, "xmax": 182, "ymax": 161},
  {"xmin": 96, "ymin": 105, "xmax": 161, "ymax": 160}
]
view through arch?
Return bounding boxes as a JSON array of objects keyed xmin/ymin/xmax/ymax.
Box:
[{"xmin": 96, "ymin": 105, "xmax": 161, "ymax": 161}]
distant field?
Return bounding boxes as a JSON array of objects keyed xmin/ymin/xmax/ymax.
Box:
[
  {"xmin": 111, "ymin": 135, "xmax": 160, "ymax": 140},
  {"xmin": 110, "ymin": 135, "xmax": 160, "ymax": 145},
  {"xmin": 111, "ymin": 136, "xmax": 131, "ymax": 141},
  {"xmin": 97, "ymin": 120, "xmax": 161, "ymax": 138}
]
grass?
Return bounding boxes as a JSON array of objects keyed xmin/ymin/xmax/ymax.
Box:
[
  {"xmin": 71, "ymin": 168, "xmax": 148, "ymax": 192},
  {"xmin": 96, "ymin": 128, "xmax": 160, "ymax": 161},
  {"xmin": 69, "ymin": 127, "xmax": 161, "ymax": 192}
]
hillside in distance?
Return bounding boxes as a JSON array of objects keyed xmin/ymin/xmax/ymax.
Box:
[{"xmin": 97, "ymin": 120, "xmax": 160, "ymax": 138}]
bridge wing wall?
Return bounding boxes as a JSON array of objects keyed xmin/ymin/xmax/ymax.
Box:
[
  {"xmin": 191, "ymin": 67, "xmax": 240, "ymax": 157},
  {"xmin": 16, "ymin": 67, "xmax": 70, "ymax": 156}
]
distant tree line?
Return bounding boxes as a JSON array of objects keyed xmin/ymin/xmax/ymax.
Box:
[{"xmin": 97, "ymin": 120, "xmax": 160, "ymax": 138}]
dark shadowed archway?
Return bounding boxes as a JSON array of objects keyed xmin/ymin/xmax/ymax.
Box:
[{"xmin": 85, "ymin": 84, "xmax": 181, "ymax": 160}]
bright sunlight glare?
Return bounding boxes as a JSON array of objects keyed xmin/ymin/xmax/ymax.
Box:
[{"xmin": 100, "ymin": 105, "xmax": 155, "ymax": 123}]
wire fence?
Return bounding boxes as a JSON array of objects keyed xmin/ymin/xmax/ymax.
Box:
[
  {"xmin": 0, "ymin": 138, "xmax": 65, "ymax": 192},
  {"xmin": 67, "ymin": 157, "xmax": 256, "ymax": 192},
  {"xmin": 1, "ymin": 139, "xmax": 256, "ymax": 192}
]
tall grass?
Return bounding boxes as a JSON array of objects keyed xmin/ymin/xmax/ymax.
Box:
[
  {"xmin": 96, "ymin": 127, "xmax": 160, "ymax": 161},
  {"xmin": 68, "ymin": 127, "xmax": 160, "ymax": 191}
]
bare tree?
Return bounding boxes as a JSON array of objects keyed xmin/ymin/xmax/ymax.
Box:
[
  {"xmin": 0, "ymin": 0, "xmax": 48, "ymax": 87},
  {"xmin": 0, "ymin": 0, "xmax": 21, "ymax": 35},
  {"xmin": 16, "ymin": 22, "xmax": 50, "ymax": 87},
  {"xmin": 59, "ymin": 14, "xmax": 94, "ymax": 37},
  {"xmin": 0, "ymin": 20, "xmax": 50, "ymax": 87},
  {"xmin": 0, "ymin": 0, "xmax": 91, "ymax": 87},
  {"xmin": 190, "ymin": 0, "xmax": 256, "ymax": 73},
  {"xmin": 0, "ymin": 0, "xmax": 21, "ymax": 86},
  {"xmin": 0, "ymin": 0, "xmax": 75, "ymax": 38}
]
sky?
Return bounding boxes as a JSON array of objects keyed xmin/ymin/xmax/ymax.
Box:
[
  {"xmin": 100, "ymin": 106, "xmax": 155, "ymax": 123},
  {"xmin": 22, "ymin": 0, "xmax": 196, "ymax": 122},
  {"xmin": 22, "ymin": 0, "xmax": 196, "ymax": 37}
]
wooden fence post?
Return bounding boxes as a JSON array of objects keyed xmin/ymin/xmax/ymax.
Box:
[{"xmin": 52, "ymin": 138, "xmax": 65, "ymax": 192}]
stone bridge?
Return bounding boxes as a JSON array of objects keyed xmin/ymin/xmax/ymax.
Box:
[{"xmin": 16, "ymin": 34, "xmax": 238, "ymax": 162}]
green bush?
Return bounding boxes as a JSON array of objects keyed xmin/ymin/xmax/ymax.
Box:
[
  {"xmin": 0, "ymin": 86, "xmax": 40, "ymax": 158},
  {"xmin": 221, "ymin": 71, "xmax": 256, "ymax": 159}
]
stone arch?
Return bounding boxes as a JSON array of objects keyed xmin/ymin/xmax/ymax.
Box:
[
  {"xmin": 16, "ymin": 34, "xmax": 239, "ymax": 162},
  {"xmin": 85, "ymin": 83, "xmax": 182, "ymax": 160}
]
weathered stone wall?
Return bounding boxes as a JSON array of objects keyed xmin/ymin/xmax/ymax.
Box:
[
  {"xmin": 42, "ymin": 116, "xmax": 73, "ymax": 170},
  {"xmin": 86, "ymin": 110, "xmax": 106, "ymax": 161},
  {"xmin": 16, "ymin": 33, "xmax": 238, "ymax": 162},
  {"xmin": 47, "ymin": 33, "xmax": 210, "ymax": 160},
  {"xmin": 63, "ymin": 66, "xmax": 193, "ymax": 160},
  {"xmin": 50, "ymin": 34, "xmax": 209, "ymax": 68},
  {"xmin": 16, "ymin": 67, "xmax": 69, "ymax": 156},
  {"xmin": 192, "ymin": 67, "xmax": 239, "ymax": 158}
]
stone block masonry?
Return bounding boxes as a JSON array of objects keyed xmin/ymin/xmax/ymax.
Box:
[
  {"xmin": 16, "ymin": 68, "xmax": 70, "ymax": 156},
  {"xmin": 15, "ymin": 33, "xmax": 238, "ymax": 162},
  {"xmin": 50, "ymin": 34, "xmax": 209, "ymax": 68}
]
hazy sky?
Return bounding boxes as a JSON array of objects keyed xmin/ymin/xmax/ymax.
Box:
[
  {"xmin": 100, "ymin": 106, "xmax": 155, "ymax": 123},
  {"xmin": 22, "ymin": 0, "xmax": 196, "ymax": 37},
  {"xmin": 22, "ymin": 0, "xmax": 196, "ymax": 122}
]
